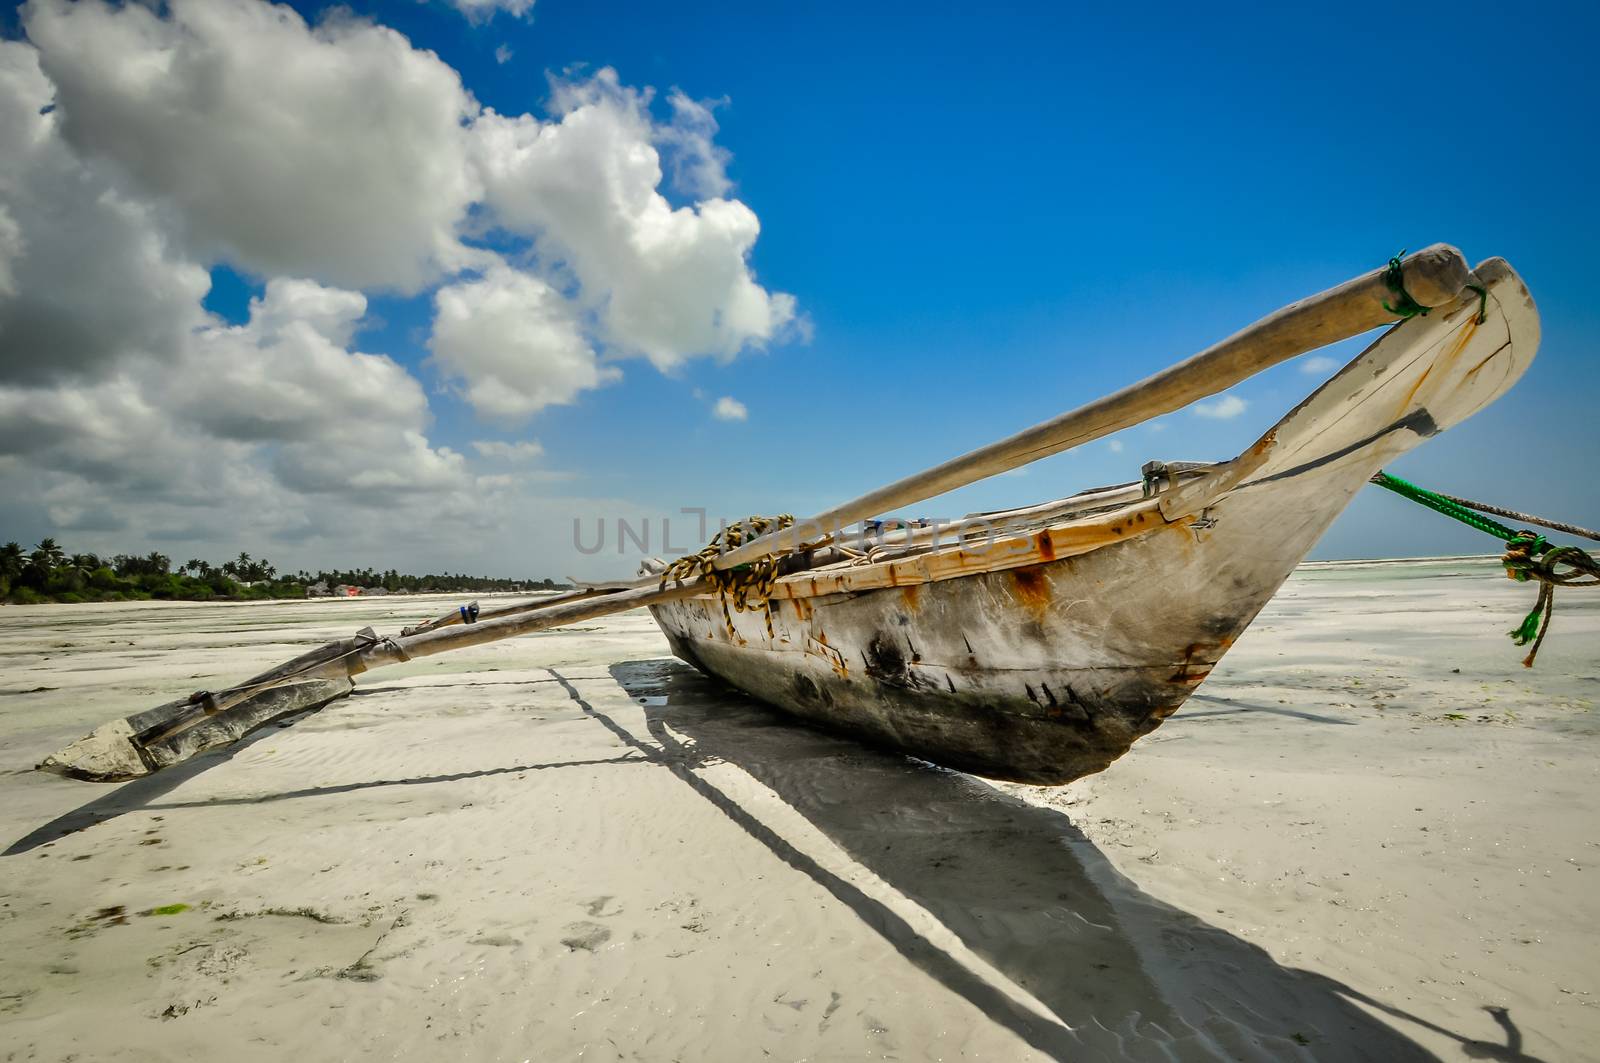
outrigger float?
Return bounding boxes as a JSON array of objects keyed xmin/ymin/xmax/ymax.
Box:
[{"xmin": 43, "ymin": 245, "xmax": 1542, "ymax": 785}]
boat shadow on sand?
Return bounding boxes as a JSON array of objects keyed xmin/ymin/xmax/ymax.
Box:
[{"xmin": 607, "ymin": 658, "xmax": 1546, "ymax": 1063}]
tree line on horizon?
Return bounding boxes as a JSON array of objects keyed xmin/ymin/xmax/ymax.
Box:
[{"xmin": 1, "ymin": 539, "xmax": 568, "ymax": 605}]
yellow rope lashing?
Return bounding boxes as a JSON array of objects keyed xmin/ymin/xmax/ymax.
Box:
[{"xmin": 659, "ymin": 514, "xmax": 795, "ymax": 638}]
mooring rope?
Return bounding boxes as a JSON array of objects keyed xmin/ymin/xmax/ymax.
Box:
[
  {"xmin": 658, "ymin": 514, "xmax": 795, "ymax": 639},
  {"xmin": 1370, "ymin": 471, "xmax": 1599, "ymax": 666},
  {"xmin": 1415, "ymin": 491, "xmax": 1600, "ymax": 543}
]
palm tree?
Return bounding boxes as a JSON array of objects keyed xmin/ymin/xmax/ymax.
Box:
[
  {"xmin": 34, "ymin": 538, "xmax": 65, "ymax": 568},
  {"xmin": 0, "ymin": 542, "xmax": 23, "ymax": 582},
  {"xmin": 64, "ymin": 554, "xmax": 98, "ymax": 581}
]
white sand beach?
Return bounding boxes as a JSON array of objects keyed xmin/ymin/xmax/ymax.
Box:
[{"xmin": 1, "ymin": 560, "xmax": 1595, "ymax": 1061}]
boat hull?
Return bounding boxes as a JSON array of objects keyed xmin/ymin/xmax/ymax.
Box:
[
  {"xmin": 651, "ymin": 260, "xmax": 1538, "ymax": 783},
  {"xmin": 652, "ymin": 477, "xmax": 1337, "ymax": 784}
]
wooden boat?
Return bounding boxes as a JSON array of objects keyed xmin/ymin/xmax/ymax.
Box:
[
  {"xmin": 40, "ymin": 246, "xmax": 1539, "ymax": 785},
  {"xmin": 645, "ymin": 257, "xmax": 1538, "ymax": 782}
]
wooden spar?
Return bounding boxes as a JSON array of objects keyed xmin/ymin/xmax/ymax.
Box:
[
  {"xmin": 712, "ymin": 244, "xmax": 1472, "ymax": 570},
  {"xmin": 181, "ymin": 582, "xmax": 705, "ymax": 722},
  {"xmin": 399, "ymin": 586, "xmax": 611, "ymax": 636},
  {"xmin": 373, "ymin": 582, "xmax": 701, "ymax": 665},
  {"xmin": 40, "ymin": 580, "xmax": 713, "ymax": 781}
]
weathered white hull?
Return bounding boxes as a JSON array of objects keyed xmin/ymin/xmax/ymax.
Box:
[{"xmin": 651, "ymin": 259, "xmax": 1539, "ymax": 783}]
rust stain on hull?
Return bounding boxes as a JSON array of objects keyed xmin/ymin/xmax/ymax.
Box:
[
  {"xmin": 1009, "ymin": 565, "xmax": 1052, "ymax": 615},
  {"xmin": 1167, "ymin": 638, "xmax": 1232, "ymax": 683}
]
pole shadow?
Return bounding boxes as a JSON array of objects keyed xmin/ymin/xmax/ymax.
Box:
[
  {"xmin": 609, "ymin": 657, "xmax": 1547, "ymax": 1063},
  {"xmin": 4, "ymin": 699, "xmax": 341, "ymax": 855}
]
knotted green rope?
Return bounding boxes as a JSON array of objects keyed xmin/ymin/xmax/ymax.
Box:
[
  {"xmin": 1382, "ymin": 250, "xmax": 1431, "ymax": 320},
  {"xmin": 1500, "ymin": 537, "xmax": 1598, "ymax": 666},
  {"xmin": 1371, "ymin": 471, "xmax": 1599, "ymax": 666}
]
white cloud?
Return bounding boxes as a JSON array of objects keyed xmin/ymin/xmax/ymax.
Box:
[
  {"xmin": 659, "ymin": 90, "xmax": 733, "ymax": 200},
  {"xmin": 712, "ymin": 396, "xmax": 748, "ymax": 422},
  {"xmin": 22, "ymin": 0, "xmax": 483, "ymax": 292},
  {"xmin": 449, "ymin": 0, "xmax": 536, "ymax": 23},
  {"xmin": 175, "ymin": 281, "xmax": 470, "ymax": 502},
  {"xmin": 176, "ymin": 284, "xmax": 422, "ymax": 443},
  {"xmin": 495, "ymin": 44, "xmax": 514, "ymax": 64},
  {"xmin": 1193, "ymin": 395, "xmax": 1249, "ymax": 420},
  {"xmin": 0, "ymin": 40, "xmax": 209, "ymax": 385},
  {"xmin": 472, "ymin": 439, "xmax": 545, "ymax": 462},
  {"xmin": 472, "ymin": 69, "xmax": 796, "ymax": 370},
  {"xmin": 429, "ymin": 265, "xmax": 618, "ymax": 421},
  {"xmin": 0, "ymin": 205, "xmax": 21, "ymax": 298},
  {"xmin": 0, "ymin": 277, "xmax": 472, "ymax": 545},
  {"xmin": 1300, "ymin": 354, "xmax": 1340, "ymax": 375},
  {"xmin": 1107, "ymin": 439, "xmax": 1124, "ymax": 453}
]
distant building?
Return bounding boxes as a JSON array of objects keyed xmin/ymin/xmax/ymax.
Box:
[
  {"xmin": 307, "ymin": 581, "xmax": 331, "ymax": 597},
  {"xmin": 333, "ymin": 584, "xmax": 361, "ymax": 597},
  {"xmin": 363, "ymin": 586, "xmax": 389, "ymax": 596}
]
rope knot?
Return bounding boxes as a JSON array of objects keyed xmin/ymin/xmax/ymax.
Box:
[
  {"xmin": 1500, "ymin": 532, "xmax": 1546, "ymax": 583},
  {"xmin": 1499, "ymin": 534, "xmax": 1599, "ymax": 667},
  {"xmin": 659, "ymin": 514, "xmax": 795, "ymax": 640},
  {"xmin": 1381, "ymin": 250, "xmax": 1431, "ymax": 320}
]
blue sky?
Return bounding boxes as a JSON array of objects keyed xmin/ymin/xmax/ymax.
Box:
[{"xmin": 2, "ymin": 0, "xmax": 1596, "ymax": 576}]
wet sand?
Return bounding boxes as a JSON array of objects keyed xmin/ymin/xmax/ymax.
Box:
[{"xmin": 0, "ymin": 561, "xmax": 1595, "ymax": 1061}]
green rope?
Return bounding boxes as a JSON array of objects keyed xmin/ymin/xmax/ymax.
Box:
[
  {"xmin": 1463, "ymin": 282, "xmax": 1489, "ymax": 325},
  {"xmin": 1369, "ymin": 471, "xmax": 1520, "ymax": 540},
  {"xmin": 1370, "ymin": 470, "xmax": 1600, "ymax": 666},
  {"xmin": 1381, "ymin": 250, "xmax": 1430, "ymax": 319}
]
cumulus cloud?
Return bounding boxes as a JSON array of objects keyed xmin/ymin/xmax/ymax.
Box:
[
  {"xmin": 1193, "ymin": 395, "xmax": 1249, "ymax": 420},
  {"xmin": 472, "ymin": 439, "xmax": 545, "ymax": 461},
  {"xmin": 0, "ymin": 205, "xmax": 21, "ymax": 298},
  {"xmin": 659, "ymin": 90, "xmax": 733, "ymax": 200},
  {"xmin": 472, "ymin": 68, "xmax": 796, "ymax": 370},
  {"xmin": 22, "ymin": 0, "xmax": 483, "ymax": 292},
  {"xmin": 1300, "ymin": 355, "xmax": 1340, "ymax": 375},
  {"xmin": 712, "ymin": 396, "xmax": 748, "ymax": 422},
  {"xmin": 449, "ymin": 0, "xmax": 536, "ymax": 23},
  {"xmin": 0, "ymin": 40, "xmax": 209, "ymax": 385},
  {"xmin": 495, "ymin": 44, "xmax": 514, "ymax": 64},
  {"xmin": 429, "ymin": 265, "xmax": 618, "ymax": 420},
  {"xmin": 1, "ymin": 277, "xmax": 470, "ymax": 511}
]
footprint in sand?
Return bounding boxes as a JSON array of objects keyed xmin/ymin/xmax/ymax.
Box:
[
  {"xmin": 560, "ymin": 921, "xmax": 611, "ymax": 952},
  {"xmin": 468, "ymin": 933, "xmax": 521, "ymax": 947}
]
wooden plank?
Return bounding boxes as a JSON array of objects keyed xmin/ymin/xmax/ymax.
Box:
[{"xmin": 758, "ymin": 500, "xmax": 1169, "ymax": 599}]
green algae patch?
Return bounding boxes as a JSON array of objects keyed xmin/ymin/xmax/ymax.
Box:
[{"xmin": 144, "ymin": 903, "xmax": 191, "ymax": 917}]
